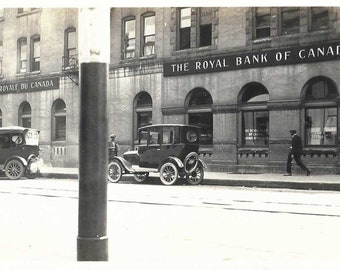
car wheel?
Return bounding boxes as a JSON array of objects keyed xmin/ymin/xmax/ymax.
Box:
[
  {"xmin": 108, "ymin": 161, "xmax": 123, "ymax": 183},
  {"xmin": 159, "ymin": 162, "xmax": 178, "ymax": 186},
  {"xmin": 183, "ymin": 152, "xmax": 199, "ymax": 174},
  {"xmin": 5, "ymin": 159, "xmax": 25, "ymax": 180},
  {"xmin": 25, "ymin": 170, "xmax": 39, "ymax": 179},
  {"xmin": 186, "ymin": 165, "xmax": 204, "ymax": 185},
  {"xmin": 133, "ymin": 172, "xmax": 149, "ymax": 183}
]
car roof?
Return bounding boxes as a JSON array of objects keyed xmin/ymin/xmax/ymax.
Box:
[
  {"xmin": 0, "ymin": 126, "xmax": 39, "ymax": 135},
  {"xmin": 138, "ymin": 124, "xmax": 200, "ymax": 130}
]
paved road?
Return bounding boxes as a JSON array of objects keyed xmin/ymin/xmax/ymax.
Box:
[{"xmin": 1, "ymin": 178, "xmax": 340, "ymax": 270}]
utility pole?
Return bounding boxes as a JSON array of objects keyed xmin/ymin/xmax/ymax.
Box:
[{"xmin": 77, "ymin": 7, "xmax": 110, "ymax": 261}]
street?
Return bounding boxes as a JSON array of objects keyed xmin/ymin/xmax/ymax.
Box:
[{"xmin": 0, "ymin": 177, "xmax": 340, "ymax": 269}]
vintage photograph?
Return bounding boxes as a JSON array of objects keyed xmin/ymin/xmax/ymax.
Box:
[{"xmin": 0, "ymin": 3, "xmax": 339, "ymax": 269}]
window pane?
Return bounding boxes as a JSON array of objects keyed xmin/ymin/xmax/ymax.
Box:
[
  {"xmin": 20, "ymin": 42, "xmax": 27, "ymax": 61},
  {"xmin": 281, "ymin": 7, "xmax": 300, "ymax": 35},
  {"xmin": 137, "ymin": 112, "xmax": 152, "ymax": 128},
  {"xmin": 255, "ymin": 7, "xmax": 271, "ymax": 38},
  {"xmin": 68, "ymin": 31, "xmax": 76, "ymax": 49},
  {"xmin": 55, "ymin": 116, "xmax": 66, "ymax": 140},
  {"xmin": 242, "ymin": 111, "xmax": 269, "ymax": 146},
  {"xmin": 305, "ymin": 108, "xmax": 337, "ymax": 145},
  {"xmin": 305, "ymin": 79, "xmax": 338, "ymax": 100},
  {"xmin": 162, "ymin": 127, "xmax": 174, "ymax": 145},
  {"xmin": 144, "ymin": 16, "xmax": 155, "ymax": 36},
  {"xmin": 34, "ymin": 40, "xmax": 40, "ymax": 57},
  {"xmin": 311, "ymin": 7, "xmax": 329, "ymax": 31},
  {"xmin": 180, "ymin": 28, "xmax": 190, "ymax": 49},
  {"xmin": 200, "ymin": 24, "xmax": 212, "ymax": 47},
  {"xmin": 180, "ymin": 8, "xmax": 191, "ymax": 28},
  {"xmin": 125, "ymin": 20, "xmax": 135, "ymax": 38}
]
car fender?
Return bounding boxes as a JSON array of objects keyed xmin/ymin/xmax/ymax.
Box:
[
  {"xmin": 161, "ymin": 156, "xmax": 184, "ymax": 169},
  {"xmin": 5, "ymin": 156, "xmax": 28, "ymax": 167},
  {"xmin": 198, "ymin": 158, "xmax": 207, "ymax": 169},
  {"xmin": 110, "ymin": 156, "xmax": 135, "ymax": 173}
]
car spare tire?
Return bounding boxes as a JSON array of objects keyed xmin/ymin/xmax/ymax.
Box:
[{"xmin": 183, "ymin": 152, "xmax": 199, "ymax": 174}]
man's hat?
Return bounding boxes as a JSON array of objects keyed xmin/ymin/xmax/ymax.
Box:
[
  {"xmin": 110, "ymin": 134, "xmax": 116, "ymax": 138},
  {"xmin": 289, "ymin": 129, "xmax": 297, "ymax": 134}
]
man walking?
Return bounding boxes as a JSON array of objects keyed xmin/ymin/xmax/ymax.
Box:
[{"xmin": 285, "ymin": 129, "xmax": 311, "ymax": 176}]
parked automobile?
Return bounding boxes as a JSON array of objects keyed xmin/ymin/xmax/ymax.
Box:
[
  {"xmin": 108, "ymin": 124, "xmax": 206, "ymax": 186},
  {"xmin": 0, "ymin": 126, "xmax": 42, "ymax": 180}
]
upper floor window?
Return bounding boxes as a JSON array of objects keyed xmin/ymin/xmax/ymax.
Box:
[
  {"xmin": 142, "ymin": 13, "xmax": 155, "ymax": 57},
  {"xmin": 123, "ymin": 18, "xmax": 136, "ymax": 59},
  {"xmin": 31, "ymin": 36, "xmax": 40, "ymax": 72},
  {"xmin": 17, "ymin": 38, "xmax": 27, "ymax": 73},
  {"xmin": 18, "ymin": 102, "xmax": 31, "ymax": 128},
  {"xmin": 52, "ymin": 99, "xmax": 66, "ymax": 141},
  {"xmin": 311, "ymin": 7, "xmax": 329, "ymax": 31},
  {"xmin": 0, "ymin": 42, "xmax": 3, "ymax": 76},
  {"xmin": 199, "ymin": 7, "xmax": 212, "ymax": 47},
  {"xmin": 179, "ymin": 8, "xmax": 191, "ymax": 50},
  {"xmin": 64, "ymin": 28, "xmax": 77, "ymax": 67},
  {"xmin": 255, "ymin": 7, "xmax": 271, "ymax": 39},
  {"xmin": 281, "ymin": 7, "xmax": 300, "ymax": 35}
]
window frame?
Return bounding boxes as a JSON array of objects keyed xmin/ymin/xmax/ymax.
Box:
[
  {"xmin": 64, "ymin": 27, "xmax": 77, "ymax": 68},
  {"xmin": 254, "ymin": 7, "xmax": 271, "ymax": 39},
  {"xmin": 198, "ymin": 7, "xmax": 212, "ymax": 47},
  {"xmin": 178, "ymin": 7, "xmax": 192, "ymax": 50},
  {"xmin": 18, "ymin": 101, "xmax": 32, "ymax": 128},
  {"xmin": 280, "ymin": 7, "xmax": 300, "ymax": 35},
  {"xmin": 310, "ymin": 7, "xmax": 329, "ymax": 32},
  {"xmin": 17, "ymin": 37, "xmax": 27, "ymax": 74},
  {"xmin": 52, "ymin": 99, "xmax": 66, "ymax": 142},
  {"xmin": 122, "ymin": 16, "xmax": 136, "ymax": 59},
  {"xmin": 141, "ymin": 12, "xmax": 155, "ymax": 57},
  {"xmin": 30, "ymin": 35, "xmax": 40, "ymax": 72}
]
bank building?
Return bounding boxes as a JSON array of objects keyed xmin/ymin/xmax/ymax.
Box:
[{"xmin": 0, "ymin": 7, "xmax": 339, "ymax": 174}]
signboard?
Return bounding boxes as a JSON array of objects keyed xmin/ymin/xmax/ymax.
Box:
[
  {"xmin": 163, "ymin": 41, "xmax": 340, "ymax": 77},
  {"xmin": 0, "ymin": 76, "xmax": 59, "ymax": 95}
]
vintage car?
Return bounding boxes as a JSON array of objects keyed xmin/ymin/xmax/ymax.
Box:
[
  {"xmin": 0, "ymin": 126, "xmax": 42, "ymax": 180},
  {"xmin": 108, "ymin": 124, "xmax": 206, "ymax": 186}
]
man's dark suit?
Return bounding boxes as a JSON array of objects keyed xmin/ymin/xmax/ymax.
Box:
[{"xmin": 286, "ymin": 132, "xmax": 310, "ymax": 175}]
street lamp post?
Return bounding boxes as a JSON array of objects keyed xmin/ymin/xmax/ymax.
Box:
[{"xmin": 77, "ymin": 7, "xmax": 110, "ymax": 261}]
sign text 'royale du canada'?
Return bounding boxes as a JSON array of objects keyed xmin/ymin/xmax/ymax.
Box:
[
  {"xmin": 163, "ymin": 41, "xmax": 340, "ymax": 76},
  {"xmin": 0, "ymin": 77, "xmax": 59, "ymax": 94}
]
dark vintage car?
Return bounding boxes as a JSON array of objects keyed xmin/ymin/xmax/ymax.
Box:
[
  {"xmin": 0, "ymin": 126, "xmax": 42, "ymax": 180},
  {"xmin": 108, "ymin": 124, "xmax": 206, "ymax": 186}
]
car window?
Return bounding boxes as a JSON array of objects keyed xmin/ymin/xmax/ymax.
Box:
[
  {"xmin": 149, "ymin": 130, "xmax": 160, "ymax": 145},
  {"xmin": 139, "ymin": 130, "xmax": 148, "ymax": 145},
  {"xmin": 0, "ymin": 134, "xmax": 11, "ymax": 149},
  {"xmin": 162, "ymin": 127, "xmax": 174, "ymax": 145},
  {"xmin": 12, "ymin": 134, "xmax": 24, "ymax": 146}
]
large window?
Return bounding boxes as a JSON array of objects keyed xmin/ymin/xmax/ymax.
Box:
[
  {"xmin": 142, "ymin": 13, "xmax": 155, "ymax": 56},
  {"xmin": 304, "ymin": 77, "xmax": 338, "ymax": 146},
  {"xmin": 65, "ymin": 28, "xmax": 77, "ymax": 67},
  {"xmin": 186, "ymin": 88, "xmax": 213, "ymax": 146},
  {"xmin": 311, "ymin": 7, "xmax": 329, "ymax": 31},
  {"xmin": 123, "ymin": 18, "xmax": 136, "ymax": 59},
  {"xmin": 18, "ymin": 102, "xmax": 31, "ymax": 128},
  {"xmin": 199, "ymin": 7, "xmax": 212, "ymax": 47},
  {"xmin": 0, "ymin": 42, "xmax": 3, "ymax": 76},
  {"xmin": 239, "ymin": 83, "xmax": 269, "ymax": 146},
  {"xmin": 134, "ymin": 92, "xmax": 152, "ymax": 142},
  {"xmin": 281, "ymin": 7, "xmax": 300, "ymax": 35},
  {"xmin": 52, "ymin": 99, "xmax": 66, "ymax": 141},
  {"xmin": 254, "ymin": 7, "xmax": 271, "ymax": 39},
  {"xmin": 18, "ymin": 38, "xmax": 27, "ymax": 73},
  {"xmin": 179, "ymin": 8, "xmax": 191, "ymax": 50},
  {"xmin": 31, "ymin": 35, "xmax": 40, "ymax": 72}
]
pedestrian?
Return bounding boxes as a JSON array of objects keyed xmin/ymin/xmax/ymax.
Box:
[
  {"xmin": 284, "ymin": 129, "xmax": 311, "ymax": 176},
  {"xmin": 108, "ymin": 134, "xmax": 119, "ymax": 160}
]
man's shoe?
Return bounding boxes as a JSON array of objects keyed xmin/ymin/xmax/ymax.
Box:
[
  {"xmin": 306, "ymin": 170, "xmax": 311, "ymax": 176},
  {"xmin": 283, "ymin": 173, "xmax": 292, "ymax": 176}
]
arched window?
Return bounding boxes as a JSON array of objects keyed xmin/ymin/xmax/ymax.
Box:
[
  {"xmin": 303, "ymin": 76, "xmax": 338, "ymax": 146},
  {"xmin": 186, "ymin": 88, "xmax": 213, "ymax": 146},
  {"xmin": 18, "ymin": 102, "xmax": 31, "ymax": 128},
  {"xmin": 134, "ymin": 92, "xmax": 152, "ymax": 142},
  {"xmin": 52, "ymin": 99, "xmax": 66, "ymax": 141},
  {"xmin": 239, "ymin": 83, "xmax": 269, "ymax": 146}
]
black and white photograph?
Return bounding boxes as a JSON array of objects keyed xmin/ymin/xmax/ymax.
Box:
[{"xmin": 0, "ymin": 1, "xmax": 339, "ymax": 269}]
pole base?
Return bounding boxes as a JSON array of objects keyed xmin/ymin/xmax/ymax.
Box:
[{"xmin": 77, "ymin": 236, "xmax": 108, "ymax": 261}]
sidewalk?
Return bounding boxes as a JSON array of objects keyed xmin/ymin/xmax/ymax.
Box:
[{"xmin": 39, "ymin": 166, "xmax": 340, "ymax": 191}]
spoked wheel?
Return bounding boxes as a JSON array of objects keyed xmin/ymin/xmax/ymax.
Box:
[
  {"xmin": 159, "ymin": 162, "xmax": 178, "ymax": 186},
  {"xmin": 108, "ymin": 161, "xmax": 123, "ymax": 183},
  {"xmin": 133, "ymin": 172, "xmax": 149, "ymax": 183},
  {"xmin": 186, "ymin": 165, "xmax": 204, "ymax": 185},
  {"xmin": 5, "ymin": 159, "xmax": 25, "ymax": 180}
]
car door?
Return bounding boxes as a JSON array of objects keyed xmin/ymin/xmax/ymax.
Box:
[{"xmin": 139, "ymin": 126, "xmax": 162, "ymax": 168}]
